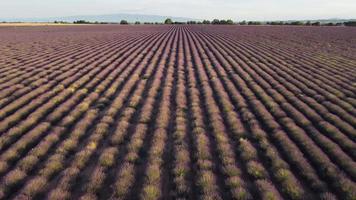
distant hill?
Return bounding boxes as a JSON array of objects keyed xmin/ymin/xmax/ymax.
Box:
[
  {"xmin": 2, "ymin": 15, "xmax": 354, "ymax": 24},
  {"xmin": 276, "ymin": 18, "xmax": 356, "ymax": 23},
  {"xmin": 0, "ymin": 13, "xmax": 199, "ymax": 23}
]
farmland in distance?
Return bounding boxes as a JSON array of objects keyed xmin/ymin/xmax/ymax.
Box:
[{"xmin": 0, "ymin": 25, "xmax": 355, "ymax": 200}]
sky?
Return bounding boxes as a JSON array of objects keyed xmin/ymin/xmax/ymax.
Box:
[{"xmin": 1, "ymin": 0, "xmax": 355, "ymax": 21}]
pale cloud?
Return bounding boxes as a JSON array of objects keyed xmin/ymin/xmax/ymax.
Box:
[{"xmin": 0, "ymin": 0, "xmax": 355, "ymax": 20}]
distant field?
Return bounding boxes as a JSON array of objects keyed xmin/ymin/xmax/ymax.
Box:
[{"xmin": 0, "ymin": 25, "xmax": 355, "ymax": 200}]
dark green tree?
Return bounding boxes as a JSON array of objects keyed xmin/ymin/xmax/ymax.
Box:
[
  {"xmin": 290, "ymin": 21, "xmax": 303, "ymax": 25},
  {"xmin": 120, "ymin": 20, "xmax": 128, "ymax": 24},
  {"xmin": 212, "ymin": 19, "xmax": 220, "ymax": 24},
  {"xmin": 219, "ymin": 19, "xmax": 227, "ymax": 24},
  {"xmin": 311, "ymin": 21, "xmax": 320, "ymax": 26},
  {"xmin": 187, "ymin": 21, "xmax": 197, "ymax": 24},
  {"xmin": 73, "ymin": 20, "xmax": 90, "ymax": 24},
  {"xmin": 226, "ymin": 19, "xmax": 234, "ymax": 25},
  {"xmin": 202, "ymin": 20, "xmax": 211, "ymax": 24},
  {"xmin": 248, "ymin": 21, "xmax": 261, "ymax": 25},
  {"xmin": 239, "ymin": 20, "xmax": 247, "ymax": 25},
  {"xmin": 164, "ymin": 18, "xmax": 173, "ymax": 24},
  {"xmin": 344, "ymin": 21, "xmax": 356, "ymax": 26}
]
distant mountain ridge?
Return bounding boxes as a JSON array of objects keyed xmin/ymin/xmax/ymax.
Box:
[
  {"xmin": 1, "ymin": 13, "xmax": 199, "ymax": 23},
  {"xmin": 1, "ymin": 14, "xmax": 354, "ymax": 24},
  {"xmin": 269, "ymin": 18, "xmax": 356, "ymax": 23}
]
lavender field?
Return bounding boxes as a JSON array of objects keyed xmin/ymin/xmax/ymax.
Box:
[{"xmin": 0, "ymin": 25, "xmax": 355, "ymax": 200}]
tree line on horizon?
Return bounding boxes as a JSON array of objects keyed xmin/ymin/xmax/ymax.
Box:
[{"xmin": 66, "ymin": 18, "xmax": 356, "ymax": 26}]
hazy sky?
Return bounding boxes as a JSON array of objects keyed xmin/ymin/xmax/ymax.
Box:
[{"xmin": 1, "ymin": 0, "xmax": 355, "ymax": 20}]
